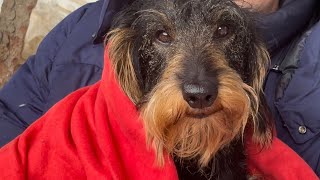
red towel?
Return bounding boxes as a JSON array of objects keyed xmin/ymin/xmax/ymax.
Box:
[{"xmin": 0, "ymin": 47, "xmax": 317, "ymax": 179}]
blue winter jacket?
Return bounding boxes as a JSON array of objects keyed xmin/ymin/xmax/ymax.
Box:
[{"xmin": 0, "ymin": 0, "xmax": 319, "ymax": 176}]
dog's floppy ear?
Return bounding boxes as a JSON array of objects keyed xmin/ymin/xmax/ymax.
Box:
[
  {"xmin": 105, "ymin": 4, "xmax": 143, "ymax": 104},
  {"xmin": 250, "ymin": 42, "xmax": 274, "ymax": 147}
]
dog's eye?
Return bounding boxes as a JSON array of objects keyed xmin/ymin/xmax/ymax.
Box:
[
  {"xmin": 156, "ymin": 30, "xmax": 173, "ymax": 44},
  {"xmin": 215, "ymin": 25, "xmax": 229, "ymax": 38}
]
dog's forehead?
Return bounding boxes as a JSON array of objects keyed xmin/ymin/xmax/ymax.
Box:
[
  {"xmin": 142, "ymin": 0, "xmax": 237, "ymax": 15},
  {"xmin": 174, "ymin": 0, "xmax": 234, "ymax": 9},
  {"xmin": 138, "ymin": 0, "xmax": 244, "ymax": 27},
  {"xmin": 154, "ymin": 0, "xmax": 233, "ymax": 7}
]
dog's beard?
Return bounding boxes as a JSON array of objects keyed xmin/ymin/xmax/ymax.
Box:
[{"xmin": 140, "ymin": 70, "xmax": 256, "ymax": 167}]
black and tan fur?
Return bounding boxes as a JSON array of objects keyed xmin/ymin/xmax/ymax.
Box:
[{"xmin": 106, "ymin": 0, "xmax": 273, "ymax": 179}]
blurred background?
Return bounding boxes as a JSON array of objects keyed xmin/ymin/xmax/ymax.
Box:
[{"xmin": 0, "ymin": 0, "xmax": 96, "ymax": 88}]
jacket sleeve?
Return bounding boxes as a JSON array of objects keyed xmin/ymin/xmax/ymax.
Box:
[{"xmin": 0, "ymin": 2, "xmax": 98, "ymax": 147}]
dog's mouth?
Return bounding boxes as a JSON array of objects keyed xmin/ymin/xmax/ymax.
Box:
[
  {"xmin": 186, "ymin": 104, "xmax": 223, "ymax": 119},
  {"xmin": 188, "ymin": 112, "xmax": 211, "ymax": 119}
]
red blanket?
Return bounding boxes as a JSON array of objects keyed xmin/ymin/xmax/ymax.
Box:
[{"xmin": 0, "ymin": 47, "xmax": 317, "ymax": 179}]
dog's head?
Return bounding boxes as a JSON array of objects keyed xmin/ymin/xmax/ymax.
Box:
[{"xmin": 107, "ymin": 0, "xmax": 273, "ymax": 167}]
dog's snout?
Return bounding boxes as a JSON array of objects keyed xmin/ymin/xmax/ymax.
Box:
[{"xmin": 182, "ymin": 83, "xmax": 217, "ymax": 109}]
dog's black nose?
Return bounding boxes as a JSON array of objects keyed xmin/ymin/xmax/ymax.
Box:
[{"xmin": 182, "ymin": 83, "xmax": 217, "ymax": 109}]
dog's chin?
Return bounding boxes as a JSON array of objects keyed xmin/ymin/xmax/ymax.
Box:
[{"xmin": 164, "ymin": 109, "xmax": 241, "ymax": 167}]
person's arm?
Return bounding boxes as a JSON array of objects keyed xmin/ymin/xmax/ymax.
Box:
[{"xmin": 0, "ymin": 1, "xmax": 102, "ymax": 146}]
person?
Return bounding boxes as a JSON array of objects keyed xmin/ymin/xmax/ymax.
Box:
[{"xmin": 0, "ymin": 0, "xmax": 319, "ymax": 176}]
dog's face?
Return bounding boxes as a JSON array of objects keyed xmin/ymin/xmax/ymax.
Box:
[{"xmin": 107, "ymin": 0, "xmax": 272, "ymax": 167}]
